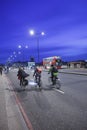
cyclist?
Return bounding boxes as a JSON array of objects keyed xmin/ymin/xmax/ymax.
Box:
[
  {"xmin": 48, "ymin": 64, "xmax": 58, "ymax": 85},
  {"xmin": 17, "ymin": 67, "xmax": 29, "ymax": 86},
  {"xmin": 0, "ymin": 66, "xmax": 3, "ymax": 75},
  {"xmin": 33, "ymin": 66, "xmax": 42, "ymax": 82}
]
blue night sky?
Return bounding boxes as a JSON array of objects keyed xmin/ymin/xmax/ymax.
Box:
[{"xmin": 0, "ymin": 0, "xmax": 87, "ymax": 63}]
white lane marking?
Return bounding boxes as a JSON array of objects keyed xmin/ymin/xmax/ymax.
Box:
[{"xmin": 53, "ymin": 88, "xmax": 64, "ymax": 94}]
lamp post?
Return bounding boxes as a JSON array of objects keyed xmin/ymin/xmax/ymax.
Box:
[{"xmin": 29, "ymin": 30, "xmax": 45, "ymax": 64}]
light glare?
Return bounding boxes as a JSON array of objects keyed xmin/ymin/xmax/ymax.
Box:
[
  {"xmin": 41, "ymin": 32, "xmax": 45, "ymax": 35},
  {"xmin": 18, "ymin": 45, "xmax": 22, "ymax": 48},
  {"xmin": 25, "ymin": 45, "xmax": 28, "ymax": 48},
  {"xmin": 29, "ymin": 30, "xmax": 35, "ymax": 35}
]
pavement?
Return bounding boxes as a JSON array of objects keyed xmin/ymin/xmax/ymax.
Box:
[
  {"xmin": 0, "ymin": 73, "xmax": 29, "ymax": 130},
  {"xmin": 0, "ymin": 68, "xmax": 87, "ymax": 130}
]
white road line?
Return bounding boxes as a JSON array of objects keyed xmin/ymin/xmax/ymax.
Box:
[{"xmin": 53, "ymin": 88, "xmax": 65, "ymax": 94}]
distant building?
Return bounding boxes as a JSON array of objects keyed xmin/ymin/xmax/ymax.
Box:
[
  {"xmin": 68, "ymin": 60, "xmax": 87, "ymax": 68},
  {"xmin": 28, "ymin": 62, "xmax": 35, "ymax": 68}
]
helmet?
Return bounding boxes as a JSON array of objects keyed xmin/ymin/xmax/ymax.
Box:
[{"xmin": 51, "ymin": 64, "xmax": 53, "ymax": 67}]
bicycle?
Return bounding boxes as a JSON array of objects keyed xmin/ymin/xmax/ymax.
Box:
[
  {"xmin": 34, "ymin": 74, "xmax": 42, "ymax": 89},
  {"xmin": 19, "ymin": 78, "xmax": 28, "ymax": 90},
  {"xmin": 17, "ymin": 67, "xmax": 30, "ymax": 90},
  {"xmin": 18, "ymin": 74, "xmax": 29, "ymax": 89},
  {"xmin": 22, "ymin": 79, "xmax": 28, "ymax": 87},
  {"xmin": 48, "ymin": 75, "xmax": 61, "ymax": 89}
]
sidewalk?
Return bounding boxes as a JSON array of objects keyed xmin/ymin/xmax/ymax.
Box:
[{"xmin": 0, "ymin": 73, "xmax": 29, "ymax": 130}]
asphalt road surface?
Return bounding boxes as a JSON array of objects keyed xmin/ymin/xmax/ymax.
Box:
[{"xmin": 6, "ymin": 69, "xmax": 87, "ymax": 130}]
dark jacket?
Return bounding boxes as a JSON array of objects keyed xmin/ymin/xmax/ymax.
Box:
[{"xmin": 17, "ymin": 69, "xmax": 29, "ymax": 79}]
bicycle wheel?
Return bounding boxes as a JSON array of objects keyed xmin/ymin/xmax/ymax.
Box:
[
  {"xmin": 39, "ymin": 77, "xmax": 42, "ymax": 86},
  {"xmin": 55, "ymin": 78, "xmax": 61, "ymax": 89},
  {"xmin": 21, "ymin": 79, "xmax": 28, "ymax": 89},
  {"xmin": 48, "ymin": 77, "xmax": 51, "ymax": 83},
  {"xmin": 38, "ymin": 80, "xmax": 42, "ymax": 90}
]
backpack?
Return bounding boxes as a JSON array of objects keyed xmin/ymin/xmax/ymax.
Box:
[
  {"xmin": 52, "ymin": 67, "xmax": 58, "ymax": 73},
  {"xmin": 21, "ymin": 70, "xmax": 29, "ymax": 78}
]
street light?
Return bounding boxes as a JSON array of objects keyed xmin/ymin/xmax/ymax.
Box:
[
  {"xmin": 18, "ymin": 45, "xmax": 22, "ymax": 49},
  {"xmin": 29, "ymin": 30, "xmax": 45, "ymax": 63},
  {"xmin": 25, "ymin": 45, "xmax": 28, "ymax": 49},
  {"xmin": 18, "ymin": 44, "xmax": 28, "ymax": 62},
  {"xmin": 29, "ymin": 30, "xmax": 35, "ymax": 35},
  {"xmin": 18, "ymin": 51, "xmax": 21, "ymax": 55}
]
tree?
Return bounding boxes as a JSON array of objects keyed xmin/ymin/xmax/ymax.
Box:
[{"xmin": 30, "ymin": 57, "xmax": 34, "ymax": 62}]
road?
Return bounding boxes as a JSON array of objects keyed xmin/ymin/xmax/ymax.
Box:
[{"xmin": 6, "ymin": 69, "xmax": 87, "ymax": 130}]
